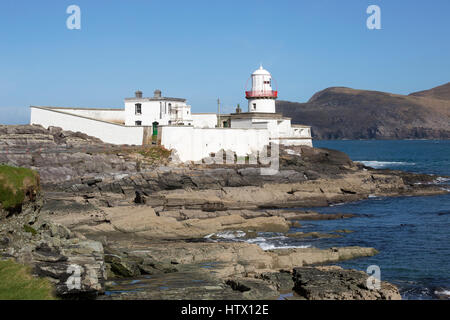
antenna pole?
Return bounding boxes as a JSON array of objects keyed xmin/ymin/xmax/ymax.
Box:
[{"xmin": 217, "ymin": 98, "xmax": 221, "ymax": 128}]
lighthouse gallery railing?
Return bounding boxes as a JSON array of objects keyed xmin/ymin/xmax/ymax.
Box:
[{"xmin": 245, "ymin": 90, "xmax": 278, "ymax": 98}]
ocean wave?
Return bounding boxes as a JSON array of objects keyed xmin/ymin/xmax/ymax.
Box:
[
  {"xmin": 358, "ymin": 161, "xmax": 415, "ymax": 169},
  {"xmin": 204, "ymin": 232, "xmax": 311, "ymax": 251},
  {"xmin": 244, "ymin": 236, "xmax": 311, "ymax": 251},
  {"xmin": 258, "ymin": 243, "xmax": 311, "ymax": 251},
  {"xmin": 434, "ymin": 177, "xmax": 450, "ymax": 183},
  {"xmin": 329, "ymin": 202, "xmax": 346, "ymax": 207},
  {"xmin": 204, "ymin": 230, "xmax": 246, "ymax": 239},
  {"xmin": 434, "ymin": 289, "xmax": 450, "ymax": 299}
]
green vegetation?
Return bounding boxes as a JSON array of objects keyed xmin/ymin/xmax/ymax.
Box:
[
  {"xmin": 0, "ymin": 259, "xmax": 56, "ymax": 300},
  {"xmin": 137, "ymin": 146, "xmax": 171, "ymax": 162},
  {"xmin": 23, "ymin": 224, "xmax": 37, "ymax": 236},
  {"xmin": 102, "ymin": 145, "xmax": 172, "ymax": 165},
  {"xmin": 0, "ymin": 165, "xmax": 40, "ymax": 211}
]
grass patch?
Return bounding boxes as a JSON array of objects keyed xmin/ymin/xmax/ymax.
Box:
[
  {"xmin": 0, "ymin": 165, "xmax": 40, "ymax": 211},
  {"xmin": 137, "ymin": 146, "xmax": 171, "ymax": 161},
  {"xmin": 0, "ymin": 259, "xmax": 57, "ymax": 300},
  {"xmin": 101, "ymin": 145, "xmax": 172, "ymax": 164},
  {"xmin": 23, "ymin": 224, "xmax": 37, "ymax": 236}
]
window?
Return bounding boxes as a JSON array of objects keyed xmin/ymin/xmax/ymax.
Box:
[
  {"xmin": 135, "ymin": 121, "xmax": 142, "ymax": 126},
  {"xmin": 253, "ymin": 103, "xmax": 256, "ymax": 110},
  {"xmin": 135, "ymin": 103, "xmax": 142, "ymax": 115}
]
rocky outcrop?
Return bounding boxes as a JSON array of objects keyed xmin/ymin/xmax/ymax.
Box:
[
  {"xmin": 293, "ymin": 266, "xmax": 401, "ymax": 300},
  {"xmin": 1, "ymin": 126, "xmax": 445, "ymax": 211},
  {"xmin": 102, "ymin": 241, "xmax": 378, "ymax": 278},
  {"xmin": 48, "ymin": 204, "xmax": 290, "ymax": 240},
  {"xmin": 0, "ymin": 207, "xmax": 106, "ymax": 298},
  {"xmin": 0, "ymin": 124, "xmax": 171, "ymax": 186},
  {"xmin": 97, "ymin": 242, "xmax": 382, "ymax": 300}
]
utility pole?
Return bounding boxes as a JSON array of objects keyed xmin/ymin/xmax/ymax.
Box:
[{"xmin": 217, "ymin": 98, "xmax": 221, "ymax": 128}]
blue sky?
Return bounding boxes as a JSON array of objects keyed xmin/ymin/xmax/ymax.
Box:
[{"xmin": 0, "ymin": 0, "xmax": 449, "ymax": 124}]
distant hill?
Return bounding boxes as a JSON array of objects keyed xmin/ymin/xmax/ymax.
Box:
[
  {"xmin": 276, "ymin": 84, "xmax": 450, "ymax": 139},
  {"xmin": 409, "ymin": 82, "xmax": 450, "ymax": 101}
]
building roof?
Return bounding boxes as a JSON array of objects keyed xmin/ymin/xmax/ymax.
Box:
[
  {"xmin": 29, "ymin": 105, "xmax": 123, "ymax": 111},
  {"xmin": 124, "ymin": 97, "xmax": 186, "ymax": 102},
  {"xmin": 252, "ymin": 65, "xmax": 271, "ymax": 76},
  {"xmin": 229, "ymin": 112, "xmax": 286, "ymax": 120}
]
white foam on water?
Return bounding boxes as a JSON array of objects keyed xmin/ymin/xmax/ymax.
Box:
[
  {"xmin": 358, "ymin": 161, "xmax": 415, "ymax": 169},
  {"xmin": 329, "ymin": 202, "xmax": 345, "ymax": 207},
  {"xmin": 204, "ymin": 230, "xmax": 246, "ymax": 239},
  {"xmin": 258, "ymin": 243, "xmax": 311, "ymax": 251},
  {"xmin": 435, "ymin": 177, "xmax": 450, "ymax": 183},
  {"xmin": 205, "ymin": 232, "xmax": 311, "ymax": 251},
  {"xmin": 434, "ymin": 289, "xmax": 450, "ymax": 297}
]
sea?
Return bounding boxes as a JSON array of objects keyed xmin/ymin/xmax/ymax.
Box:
[{"xmin": 209, "ymin": 140, "xmax": 450, "ymax": 300}]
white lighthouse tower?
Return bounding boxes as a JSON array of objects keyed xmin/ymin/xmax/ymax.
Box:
[{"xmin": 245, "ymin": 65, "xmax": 277, "ymax": 113}]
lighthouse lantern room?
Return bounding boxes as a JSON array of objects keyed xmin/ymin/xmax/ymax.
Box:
[{"xmin": 245, "ymin": 65, "xmax": 278, "ymax": 113}]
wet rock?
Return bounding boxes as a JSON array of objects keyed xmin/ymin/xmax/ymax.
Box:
[
  {"xmin": 255, "ymin": 271, "xmax": 294, "ymax": 292},
  {"xmin": 293, "ymin": 266, "xmax": 401, "ymax": 300},
  {"xmin": 225, "ymin": 277, "xmax": 279, "ymax": 299},
  {"xmin": 105, "ymin": 254, "xmax": 140, "ymax": 278},
  {"xmin": 335, "ymin": 229, "xmax": 355, "ymax": 233},
  {"xmin": 286, "ymin": 232, "xmax": 342, "ymax": 239}
]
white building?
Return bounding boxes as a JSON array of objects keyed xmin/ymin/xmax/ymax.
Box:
[
  {"xmin": 228, "ymin": 65, "xmax": 312, "ymax": 146},
  {"xmin": 30, "ymin": 65, "xmax": 312, "ymax": 162},
  {"xmin": 124, "ymin": 89, "xmax": 193, "ymax": 127}
]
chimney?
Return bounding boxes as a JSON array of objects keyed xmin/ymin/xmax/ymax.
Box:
[
  {"xmin": 154, "ymin": 89, "xmax": 162, "ymax": 98},
  {"xmin": 135, "ymin": 90, "xmax": 143, "ymax": 98}
]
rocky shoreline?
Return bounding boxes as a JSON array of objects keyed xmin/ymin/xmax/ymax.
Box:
[{"xmin": 1, "ymin": 125, "xmax": 448, "ymax": 300}]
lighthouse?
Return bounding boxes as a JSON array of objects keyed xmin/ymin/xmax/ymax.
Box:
[{"xmin": 245, "ymin": 65, "xmax": 277, "ymax": 113}]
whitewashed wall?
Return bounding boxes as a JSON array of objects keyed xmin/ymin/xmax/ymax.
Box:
[
  {"xmin": 124, "ymin": 100, "xmax": 193, "ymax": 126},
  {"xmin": 192, "ymin": 113, "xmax": 217, "ymax": 128},
  {"xmin": 231, "ymin": 118, "xmax": 253, "ymax": 129},
  {"xmin": 30, "ymin": 107, "xmax": 145, "ymax": 145},
  {"xmin": 52, "ymin": 108, "xmax": 125, "ymax": 124},
  {"xmin": 159, "ymin": 126, "xmax": 270, "ymax": 162},
  {"xmin": 247, "ymin": 98, "xmax": 276, "ymax": 113},
  {"xmin": 125, "ymin": 101, "xmax": 165, "ymax": 126}
]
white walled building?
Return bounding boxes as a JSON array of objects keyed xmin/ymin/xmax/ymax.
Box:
[
  {"xmin": 246, "ymin": 65, "xmax": 277, "ymax": 113},
  {"xmin": 30, "ymin": 66, "xmax": 312, "ymax": 162},
  {"xmin": 124, "ymin": 90, "xmax": 194, "ymax": 127},
  {"xmin": 229, "ymin": 65, "xmax": 312, "ymax": 146}
]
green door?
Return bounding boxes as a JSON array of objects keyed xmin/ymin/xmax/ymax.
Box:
[{"xmin": 152, "ymin": 122, "xmax": 159, "ymax": 136}]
